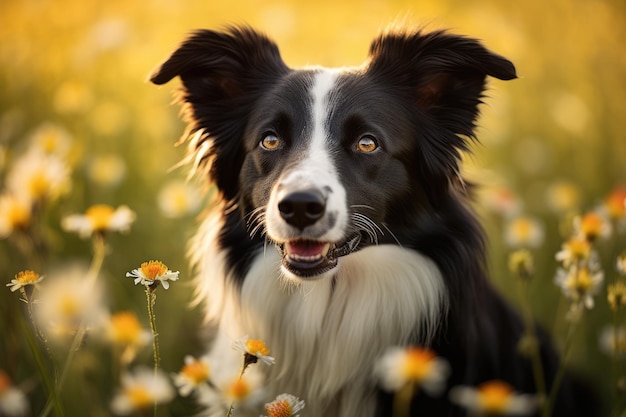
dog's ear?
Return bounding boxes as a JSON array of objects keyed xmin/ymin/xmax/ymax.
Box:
[
  {"xmin": 366, "ymin": 30, "xmax": 516, "ymax": 183},
  {"xmin": 150, "ymin": 26, "xmax": 289, "ymax": 201}
]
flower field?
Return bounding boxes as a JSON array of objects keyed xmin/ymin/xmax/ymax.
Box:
[{"xmin": 1, "ymin": 0, "xmax": 625, "ymax": 416}]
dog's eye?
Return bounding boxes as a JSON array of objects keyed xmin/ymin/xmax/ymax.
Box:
[
  {"xmin": 260, "ymin": 134, "xmax": 282, "ymax": 150},
  {"xmin": 356, "ymin": 135, "xmax": 379, "ymax": 153}
]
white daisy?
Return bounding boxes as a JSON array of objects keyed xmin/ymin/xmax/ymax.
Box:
[
  {"xmin": 264, "ymin": 393, "xmax": 306, "ymax": 417},
  {"xmin": 173, "ymin": 355, "xmax": 212, "ymax": 396},
  {"xmin": 374, "ymin": 346, "xmax": 450, "ymax": 395},
  {"xmin": 232, "ymin": 336, "xmax": 275, "ymax": 366},
  {"xmin": 126, "ymin": 260, "xmax": 179, "ymax": 290},
  {"xmin": 6, "ymin": 270, "xmax": 44, "ymax": 293},
  {"xmin": 110, "ymin": 367, "xmax": 175, "ymax": 415},
  {"xmin": 62, "ymin": 204, "xmax": 135, "ymax": 238}
]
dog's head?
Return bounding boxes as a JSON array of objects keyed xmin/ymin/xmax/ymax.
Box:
[{"xmin": 150, "ymin": 26, "xmax": 516, "ymax": 282}]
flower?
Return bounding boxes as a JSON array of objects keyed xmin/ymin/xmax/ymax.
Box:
[
  {"xmin": 62, "ymin": 204, "xmax": 135, "ymax": 238},
  {"xmin": 608, "ymin": 281, "xmax": 626, "ymax": 312},
  {"xmin": 110, "ymin": 367, "xmax": 175, "ymax": 415},
  {"xmin": 126, "ymin": 260, "xmax": 179, "ymax": 290},
  {"xmin": 449, "ymin": 380, "xmax": 538, "ymax": 416},
  {"xmin": 6, "ymin": 150, "xmax": 70, "ymax": 203},
  {"xmin": 233, "ymin": 336, "xmax": 275, "ymax": 366},
  {"xmin": 264, "ymin": 393, "xmax": 306, "ymax": 417},
  {"xmin": 6, "ymin": 270, "xmax": 44, "ymax": 293},
  {"xmin": 0, "ymin": 371, "xmax": 29, "ymax": 417},
  {"xmin": 554, "ymin": 266, "xmax": 604, "ymax": 309},
  {"xmin": 546, "ymin": 181, "xmax": 581, "ymax": 213},
  {"xmin": 605, "ymin": 187, "xmax": 626, "ymax": 219},
  {"xmin": 157, "ymin": 180, "xmax": 202, "ymax": 218},
  {"xmin": 575, "ymin": 211, "xmax": 611, "ymax": 242},
  {"xmin": 555, "ymin": 237, "xmax": 592, "ymax": 268},
  {"xmin": 34, "ymin": 266, "xmax": 106, "ymax": 339},
  {"xmin": 504, "ymin": 216, "xmax": 544, "ymax": 248},
  {"xmin": 480, "ymin": 186, "xmax": 521, "ymax": 217},
  {"xmin": 87, "ymin": 154, "xmax": 127, "ymax": 187},
  {"xmin": 222, "ymin": 373, "xmax": 261, "ymax": 405},
  {"xmin": 173, "ymin": 355, "xmax": 212, "ymax": 396},
  {"xmin": 29, "ymin": 123, "xmax": 73, "ymax": 157},
  {"xmin": 508, "ymin": 250, "xmax": 534, "ymax": 280},
  {"xmin": 599, "ymin": 325, "xmax": 626, "ymax": 357},
  {"xmin": 0, "ymin": 194, "xmax": 31, "ymax": 239},
  {"xmin": 374, "ymin": 346, "xmax": 450, "ymax": 395},
  {"xmin": 103, "ymin": 311, "xmax": 152, "ymax": 364}
]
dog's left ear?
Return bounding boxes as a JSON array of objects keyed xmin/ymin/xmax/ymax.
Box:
[
  {"xmin": 367, "ymin": 30, "xmax": 516, "ymax": 123},
  {"xmin": 366, "ymin": 29, "xmax": 515, "ymax": 184}
]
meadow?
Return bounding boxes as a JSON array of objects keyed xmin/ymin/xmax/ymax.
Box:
[{"xmin": 1, "ymin": 0, "xmax": 625, "ymax": 416}]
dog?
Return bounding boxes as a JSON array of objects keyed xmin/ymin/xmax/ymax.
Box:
[{"xmin": 150, "ymin": 26, "xmax": 598, "ymax": 416}]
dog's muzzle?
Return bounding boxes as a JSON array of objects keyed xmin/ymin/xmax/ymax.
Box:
[
  {"xmin": 273, "ymin": 188, "xmax": 360, "ymax": 278},
  {"xmin": 276, "ymin": 233, "xmax": 362, "ymax": 278}
]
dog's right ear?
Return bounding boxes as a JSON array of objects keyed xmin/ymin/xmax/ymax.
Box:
[
  {"xmin": 150, "ymin": 26, "xmax": 288, "ymax": 95},
  {"xmin": 149, "ymin": 27, "xmax": 289, "ymax": 201}
]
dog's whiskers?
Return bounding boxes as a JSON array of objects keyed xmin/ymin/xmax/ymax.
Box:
[
  {"xmin": 245, "ymin": 206, "xmax": 267, "ymax": 238},
  {"xmin": 350, "ymin": 206, "xmax": 384, "ymax": 245}
]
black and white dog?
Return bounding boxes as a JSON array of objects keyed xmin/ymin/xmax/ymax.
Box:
[{"xmin": 151, "ymin": 26, "xmax": 598, "ymax": 416}]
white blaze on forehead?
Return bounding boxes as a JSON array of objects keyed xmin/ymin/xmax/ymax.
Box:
[
  {"xmin": 282, "ymin": 69, "xmax": 340, "ymax": 184},
  {"xmin": 265, "ymin": 68, "xmax": 348, "ymax": 245}
]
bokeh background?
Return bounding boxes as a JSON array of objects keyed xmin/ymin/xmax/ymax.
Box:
[{"xmin": 1, "ymin": 0, "xmax": 625, "ymax": 415}]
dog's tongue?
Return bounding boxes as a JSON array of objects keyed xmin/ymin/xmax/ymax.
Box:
[{"xmin": 286, "ymin": 240, "xmax": 329, "ymax": 258}]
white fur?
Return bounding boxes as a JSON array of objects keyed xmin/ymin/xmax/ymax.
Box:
[{"xmin": 195, "ymin": 239, "xmax": 447, "ymax": 416}]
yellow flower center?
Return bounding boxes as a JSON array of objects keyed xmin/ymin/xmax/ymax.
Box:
[
  {"xmin": 245, "ymin": 339, "xmax": 270, "ymax": 357},
  {"xmin": 402, "ymin": 348, "xmax": 435, "ymax": 382},
  {"xmin": 41, "ymin": 131, "xmax": 61, "ymax": 154},
  {"xmin": 265, "ymin": 400, "xmax": 293, "ymax": 417},
  {"xmin": 511, "ymin": 218, "xmax": 533, "ymax": 241},
  {"xmin": 59, "ymin": 294, "xmax": 81, "ymax": 318},
  {"xmin": 7, "ymin": 201, "xmax": 30, "ymax": 229},
  {"xmin": 564, "ymin": 237, "xmax": 591, "ymax": 260},
  {"xmin": 580, "ymin": 213, "xmax": 603, "ymax": 241},
  {"xmin": 127, "ymin": 386, "xmax": 153, "ymax": 408},
  {"xmin": 181, "ymin": 360, "xmax": 210, "ymax": 384},
  {"xmin": 111, "ymin": 312, "xmax": 144, "ymax": 345},
  {"xmin": 85, "ymin": 204, "xmax": 115, "ymax": 231},
  {"xmin": 227, "ymin": 378, "xmax": 250, "ymax": 401},
  {"xmin": 15, "ymin": 270, "xmax": 40, "ymax": 285},
  {"xmin": 608, "ymin": 281, "xmax": 626, "ymax": 312},
  {"xmin": 28, "ymin": 172, "xmax": 49, "ymax": 199},
  {"xmin": 566, "ymin": 268, "xmax": 594, "ymax": 299},
  {"xmin": 606, "ymin": 188, "xmax": 626, "ymax": 219},
  {"xmin": 477, "ymin": 380, "xmax": 513, "ymax": 413},
  {"xmin": 140, "ymin": 260, "xmax": 168, "ymax": 281}
]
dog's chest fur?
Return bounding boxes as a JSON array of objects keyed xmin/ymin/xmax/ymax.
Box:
[{"xmin": 193, "ymin": 214, "xmax": 447, "ymax": 416}]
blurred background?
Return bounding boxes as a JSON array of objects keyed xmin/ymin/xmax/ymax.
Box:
[{"xmin": 1, "ymin": 0, "xmax": 625, "ymax": 415}]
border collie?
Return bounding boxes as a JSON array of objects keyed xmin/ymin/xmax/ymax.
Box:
[{"xmin": 150, "ymin": 26, "xmax": 598, "ymax": 416}]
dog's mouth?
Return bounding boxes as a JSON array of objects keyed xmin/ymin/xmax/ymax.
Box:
[{"xmin": 277, "ymin": 234, "xmax": 362, "ymax": 279}]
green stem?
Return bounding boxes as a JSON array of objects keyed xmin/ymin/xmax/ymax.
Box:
[
  {"xmin": 20, "ymin": 316, "xmax": 64, "ymax": 417},
  {"xmin": 518, "ymin": 280, "xmax": 547, "ymax": 408},
  {"xmin": 146, "ymin": 285, "xmax": 160, "ymax": 417},
  {"xmin": 545, "ymin": 313, "xmax": 578, "ymax": 417},
  {"xmin": 87, "ymin": 233, "xmax": 107, "ymax": 285}
]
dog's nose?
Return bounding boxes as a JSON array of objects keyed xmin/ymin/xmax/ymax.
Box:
[{"xmin": 278, "ymin": 190, "xmax": 326, "ymax": 230}]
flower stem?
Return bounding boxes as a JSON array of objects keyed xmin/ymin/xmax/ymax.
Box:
[
  {"xmin": 146, "ymin": 285, "xmax": 160, "ymax": 417},
  {"xmin": 20, "ymin": 315, "xmax": 64, "ymax": 417},
  {"xmin": 87, "ymin": 233, "xmax": 106, "ymax": 285},
  {"xmin": 544, "ymin": 314, "xmax": 578, "ymax": 417},
  {"xmin": 518, "ymin": 280, "xmax": 547, "ymax": 407}
]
